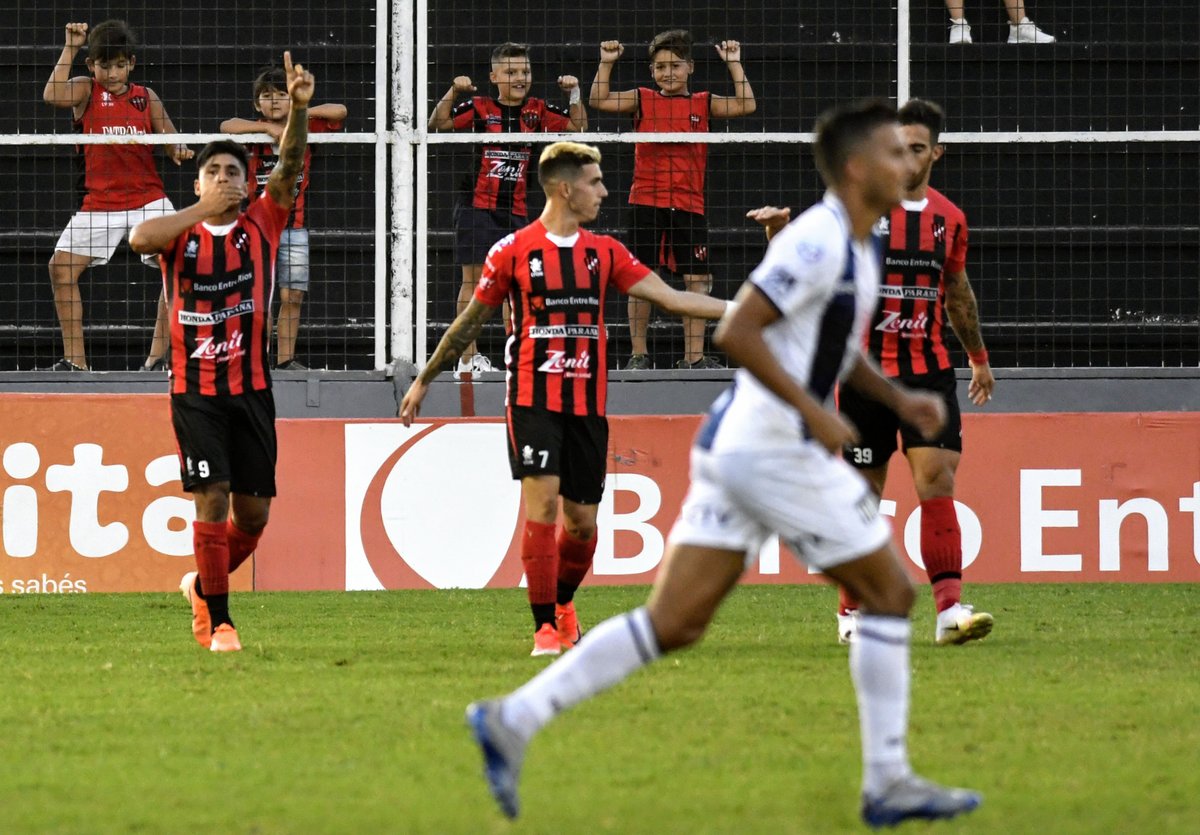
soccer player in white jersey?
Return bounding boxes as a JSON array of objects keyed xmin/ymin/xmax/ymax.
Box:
[{"xmin": 465, "ymin": 99, "xmax": 983, "ymax": 828}]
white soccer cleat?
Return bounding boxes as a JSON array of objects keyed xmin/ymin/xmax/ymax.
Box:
[
  {"xmin": 862, "ymin": 773, "xmax": 981, "ymax": 828},
  {"xmin": 948, "ymin": 18, "xmax": 972, "ymax": 44},
  {"xmin": 466, "ymin": 700, "xmax": 527, "ymax": 819},
  {"xmin": 1008, "ymin": 17, "xmax": 1056, "ymax": 43},
  {"xmin": 837, "ymin": 610, "xmax": 859, "ymax": 645},
  {"xmin": 935, "ymin": 603, "xmax": 994, "ymax": 645}
]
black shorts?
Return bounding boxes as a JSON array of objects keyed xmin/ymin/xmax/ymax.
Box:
[
  {"xmin": 840, "ymin": 367, "xmax": 962, "ymax": 469},
  {"xmin": 454, "ymin": 205, "xmax": 526, "ymax": 266},
  {"xmin": 629, "ymin": 204, "xmax": 710, "ymax": 275},
  {"xmin": 170, "ymin": 389, "xmax": 278, "ymax": 496},
  {"xmin": 506, "ymin": 406, "xmax": 609, "ymax": 505}
]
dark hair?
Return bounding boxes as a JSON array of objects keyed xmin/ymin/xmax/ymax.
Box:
[
  {"xmin": 253, "ymin": 66, "xmax": 287, "ymax": 99},
  {"xmin": 491, "ymin": 42, "xmax": 530, "ymax": 63},
  {"xmin": 86, "ymin": 19, "xmax": 137, "ymax": 63},
  {"xmin": 812, "ymin": 98, "xmax": 898, "ymax": 186},
  {"xmin": 649, "ymin": 29, "xmax": 692, "ymax": 61},
  {"xmin": 898, "ymin": 98, "xmax": 945, "ymax": 143},
  {"xmin": 196, "ymin": 140, "xmax": 249, "ymax": 178},
  {"xmin": 538, "ymin": 141, "xmax": 602, "ymax": 189}
]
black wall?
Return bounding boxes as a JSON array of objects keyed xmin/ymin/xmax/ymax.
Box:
[{"xmin": 1, "ymin": 2, "xmax": 1196, "ymax": 370}]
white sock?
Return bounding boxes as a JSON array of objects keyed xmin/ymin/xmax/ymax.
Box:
[
  {"xmin": 850, "ymin": 614, "xmax": 913, "ymax": 796},
  {"xmin": 502, "ymin": 607, "xmax": 661, "ymax": 741}
]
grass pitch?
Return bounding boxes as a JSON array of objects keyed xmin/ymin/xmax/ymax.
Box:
[{"xmin": 1, "ymin": 584, "xmax": 1197, "ymax": 834}]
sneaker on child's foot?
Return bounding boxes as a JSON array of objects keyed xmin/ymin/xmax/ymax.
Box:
[
  {"xmin": 675, "ymin": 355, "xmax": 723, "ymax": 370},
  {"xmin": 837, "ymin": 610, "xmax": 859, "ymax": 645},
  {"xmin": 531, "ymin": 623, "xmax": 561, "ymax": 657},
  {"xmin": 471, "ymin": 354, "xmax": 494, "ymax": 373},
  {"xmin": 948, "ymin": 17, "xmax": 972, "ymax": 44},
  {"xmin": 43, "ymin": 358, "xmax": 88, "ymax": 372},
  {"xmin": 555, "ymin": 602, "xmax": 582, "ymax": 649},
  {"xmin": 274, "ymin": 359, "xmax": 308, "ymax": 371},
  {"xmin": 209, "ymin": 623, "xmax": 242, "ymax": 653},
  {"xmin": 466, "ymin": 700, "xmax": 527, "ymax": 819},
  {"xmin": 935, "ymin": 603, "xmax": 994, "ymax": 645},
  {"xmin": 861, "ymin": 773, "xmax": 981, "ymax": 828},
  {"xmin": 623, "ymin": 353, "xmax": 651, "ymax": 370},
  {"xmin": 1008, "ymin": 17, "xmax": 1056, "ymax": 43},
  {"xmin": 179, "ymin": 571, "xmax": 212, "ymax": 648}
]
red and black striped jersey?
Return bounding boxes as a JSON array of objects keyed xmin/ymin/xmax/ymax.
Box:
[
  {"xmin": 75, "ymin": 80, "xmax": 166, "ymax": 211},
  {"xmin": 451, "ymin": 96, "xmax": 571, "ymax": 216},
  {"xmin": 159, "ymin": 192, "xmax": 289, "ymax": 396},
  {"xmin": 476, "ymin": 220, "xmax": 651, "ymax": 416},
  {"xmin": 247, "ymin": 116, "xmax": 343, "ymax": 229},
  {"xmin": 868, "ymin": 187, "xmax": 969, "ymax": 377},
  {"xmin": 629, "ymin": 88, "xmax": 711, "ymax": 215}
]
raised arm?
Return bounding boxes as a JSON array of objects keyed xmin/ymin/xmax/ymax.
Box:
[
  {"xmin": 588, "ymin": 41, "xmax": 638, "ymax": 113},
  {"xmin": 709, "ymin": 40, "xmax": 756, "ymax": 118},
  {"xmin": 43, "ymin": 22, "xmax": 93, "ymax": 111},
  {"xmin": 398, "ymin": 298, "xmax": 498, "ymax": 423},
  {"xmin": 147, "ymin": 88, "xmax": 194, "ymax": 165},
  {"xmin": 556, "ymin": 75, "xmax": 587, "ymax": 131},
  {"xmin": 428, "ymin": 76, "xmax": 475, "ymax": 131},
  {"xmin": 943, "ymin": 267, "xmax": 995, "ymax": 405},
  {"xmin": 265, "ymin": 51, "xmax": 313, "ymax": 208}
]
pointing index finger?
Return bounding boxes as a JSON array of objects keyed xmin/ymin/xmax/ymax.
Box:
[{"xmin": 283, "ymin": 51, "xmax": 293, "ymax": 74}]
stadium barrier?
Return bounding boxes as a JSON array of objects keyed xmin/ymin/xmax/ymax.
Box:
[{"xmin": 2, "ymin": 393, "xmax": 1199, "ymax": 593}]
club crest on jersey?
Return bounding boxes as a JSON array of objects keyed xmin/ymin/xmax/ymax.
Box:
[
  {"xmin": 130, "ymin": 95, "xmax": 148, "ymax": 112},
  {"xmin": 689, "ymin": 114, "xmax": 701, "ymax": 126},
  {"xmin": 932, "ymin": 217, "xmax": 946, "ymax": 243},
  {"xmin": 232, "ymin": 229, "xmax": 251, "ymax": 252},
  {"xmin": 521, "ymin": 110, "xmax": 540, "ymax": 128},
  {"xmin": 694, "ymin": 245, "xmax": 708, "ymax": 262},
  {"xmin": 100, "ymin": 91, "xmax": 113, "ymax": 106}
]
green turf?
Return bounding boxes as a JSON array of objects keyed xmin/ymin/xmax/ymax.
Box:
[{"xmin": 1, "ymin": 584, "xmax": 1198, "ymax": 834}]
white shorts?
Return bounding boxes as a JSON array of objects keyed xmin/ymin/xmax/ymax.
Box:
[
  {"xmin": 54, "ymin": 197, "xmax": 175, "ymax": 268},
  {"xmin": 668, "ymin": 445, "xmax": 892, "ymax": 572}
]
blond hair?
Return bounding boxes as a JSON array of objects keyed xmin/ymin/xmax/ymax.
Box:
[{"xmin": 538, "ymin": 142, "xmax": 602, "ymax": 188}]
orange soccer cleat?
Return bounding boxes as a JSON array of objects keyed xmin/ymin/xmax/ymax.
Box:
[
  {"xmin": 555, "ymin": 602, "xmax": 583, "ymax": 649},
  {"xmin": 209, "ymin": 623, "xmax": 242, "ymax": 653},
  {"xmin": 530, "ymin": 623, "xmax": 561, "ymax": 657},
  {"xmin": 179, "ymin": 571, "xmax": 212, "ymax": 648}
]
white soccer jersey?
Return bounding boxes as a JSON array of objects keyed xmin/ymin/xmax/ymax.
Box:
[{"xmin": 699, "ymin": 193, "xmax": 883, "ymax": 453}]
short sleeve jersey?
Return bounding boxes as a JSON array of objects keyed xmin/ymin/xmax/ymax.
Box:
[
  {"xmin": 159, "ymin": 192, "xmax": 290, "ymax": 395},
  {"xmin": 75, "ymin": 80, "xmax": 166, "ymax": 211},
  {"xmin": 247, "ymin": 116, "xmax": 344, "ymax": 229},
  {"xmin": 696, "ymin": 194, "xmax": 882, "ymax": 454},
  {"xmin": 629, "ymin": 88, "xmax": 711, "ymax": 215},
  {"xmin": 452, "ymin": 96, "xmax": 571, "ymax": 216},
  {"xmin": 869, "ymin": 187, "xmax": 969, "ymax": 376},
  {"xmin": 475, "ymin": 220, "xmax": 651, "ymax": 416}
]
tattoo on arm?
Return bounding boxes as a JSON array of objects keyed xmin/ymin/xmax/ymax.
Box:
[
  {"xmin": 417, "ymin": 302, "xmax": 492, "ymax": 384},
  {"xmin": 267, "ymin": 108, "xmax": 308, "ymax": 203},
  {"xmin": 944, "ymin": 271, "xmax": 986, "ymax": 352}
]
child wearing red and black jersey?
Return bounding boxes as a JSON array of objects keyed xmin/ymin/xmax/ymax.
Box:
[
  {"xmin": 42, "ymin": 19, "xmax": 193, "ymax": 371},
  {"xmin": 429, "ymin": 42, "xmax": 587, "ymax": 373},
  {"xmin": 589, "ymin": 30, "xmax": 755, "ymax": 370},
  {"xmin": 219, "ymin": 66, "xmax": 347, "ymax": 370}
]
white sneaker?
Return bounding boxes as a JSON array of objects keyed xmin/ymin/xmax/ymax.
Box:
[
  {"xmin": 837, "ymin": 610, "xmax": 859, "ymax": 645},
  {"xmin": 471, "ymin": 354, "xmax": 494, "ymax": 373},
  {"xmin": 948, "ymin": 18, "xmax": 972, "ymax": 44},
  {"xmin": 935, "ymin": 603, "xmax": 995, "ymax": 645},
  {"xmin": 456, "ymin": 356, "xmax": 473, "ymax": 378},
  {"xmin": 862, "ymin": 772, "xmax": 981, "ymax": 827},
  {"xmin": 1008, "ymin": 17, "xmax": 1056, "ymax": 43}
]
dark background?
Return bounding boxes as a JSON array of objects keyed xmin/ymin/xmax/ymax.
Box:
[{"xmin": 1, "ymin": 1, "xmax": 1197, "ymax": 370}]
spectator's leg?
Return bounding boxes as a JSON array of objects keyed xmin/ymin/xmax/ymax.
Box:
[
  {"xmin": 459, "ymin": 264, "xmax": 483, "ymax": 362},
  {"xmin": 48, "ymin": 250, "xmax": 92, "ymax": 369},
  {"xmin": 145, "ymin": 291, "xmax": 169, "ymax": 368},
  {"xmin": 681, "ymin": 273, "xmax": 713, "ymax": 365},
  {"xmin": 276, "ymin": 288, "xmax": 305, "ymax": 366}
]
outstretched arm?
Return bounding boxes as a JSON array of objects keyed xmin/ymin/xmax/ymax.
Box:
[
  {"xmin": 220, "ymin": 117, "xmax": 284, "ymax": 142},
  {"xmin": 399, "ymin": 298, "xmax": 498, "ymax": 423},
  {"xmin": 43, "ymin": 22, "xmax": 92, "ymax": 111},
  {"xmin": 943, "ymin": 268, "xmax": 995, "ymax": 405},
  {"xmin": 265, "ymin": 51, "xmax": 314, "ymax": 208},
  {"xmin": 147, "ymin": 88, "xmax": 194, "ymax": 165},
  {"xmin": 746, "ymin": 205, "xmax": 791, "ymax": 241},
  {"xmin": 710, "ymin": 40, "xmax": 756, "ymax": 118},
  {"xmin": 627, "ymin": 271, "xmax": 729, "ymax": 320},
  {"xmin": 310, "ymin": 102, "xmax": 348, "ymax": 122},
  {"xmin": 588, "ymin": 41, "xmax": 638, "ymax": 113}
]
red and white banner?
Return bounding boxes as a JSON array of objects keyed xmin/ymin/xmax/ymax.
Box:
[{"xmin": 2, "ymin": 394, "xmax": 1199, "ymax": 592}]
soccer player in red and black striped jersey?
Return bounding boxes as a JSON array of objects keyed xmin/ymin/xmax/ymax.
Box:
[
  {"xmin": 589, "ymin": 31, "xmax": 755, "ymax": 370},
  {"xmin": 429, "ymin": 43, "xmax": 587, "ymax": 374},
  {"xmin": 754, "ymin": 99, "xmax": 997, "ymax": 646},
  {"xmin": 400, "ymin": 142, "xmax": 729, "ymax": 657},
  {"xmin": 131, "ymin": 51, "xmax": 315, "ymax": 653}
]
